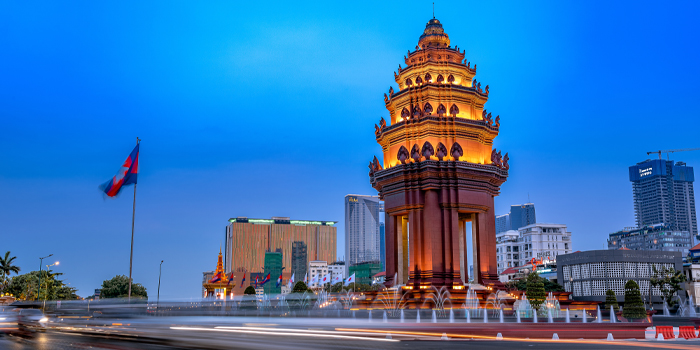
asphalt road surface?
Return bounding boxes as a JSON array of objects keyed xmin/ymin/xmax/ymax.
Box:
[{"xmin": 1, "ymin": 330, "xmax": 698, "ymax": 350}]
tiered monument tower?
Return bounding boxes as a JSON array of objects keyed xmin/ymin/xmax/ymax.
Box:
[{"xmin": 370, "ymin": 18, "xmax": 509, "ymax": 290}]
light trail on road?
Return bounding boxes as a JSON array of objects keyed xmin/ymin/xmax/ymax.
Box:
[
  {"xmin": 170, "ymin": 326, "xmax": 400, "ymax": 342},
  {"xmin": 335, "ymin": 327, "xmax": 700, "ymax": 349}
]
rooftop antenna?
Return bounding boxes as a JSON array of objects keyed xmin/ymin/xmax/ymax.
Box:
[
  {"xmin": 433, "ymin": 2, "xmax": 435, "ymax": 18},
  {"xmin": 528, "ymin": 193, "xmax": 530, "ymax": 203}
]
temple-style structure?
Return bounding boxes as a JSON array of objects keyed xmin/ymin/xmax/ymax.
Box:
[
  {"xmin": 370, "ymin": 18, "xmax": 509, "ymax": 290},
  {"xmin": 202, "ymin": 248, "xmax": 234, "ymax": 299}
]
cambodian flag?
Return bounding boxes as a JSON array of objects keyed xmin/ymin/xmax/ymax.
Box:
[
  {"xmin": 240, "ymin": 272, "xmax": 246, "ymax": 288},
  {"xmin": 276, "ymin": 273, "xmax": 283, "ymax": 287},
  {"xmin": 261, "ymin": 273, "xmax": 271, "ymax": 285},
  {"xmin": 226, "ymin": 272, "xmax": 235, "ymax": 286},
  {"xmin": 209, "ymin": 272, "xmax": 221, "ymax": 283},
  {"xmin": 100, "ymin": 144, "xmax": 140, "ymax": 197}
]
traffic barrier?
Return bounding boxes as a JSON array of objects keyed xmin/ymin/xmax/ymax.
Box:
[
  {"xmin": 656, "ymin": 326, "xmax": 674, "ymax": 340},
  {"xmin": 678, "ymin": 326, "xmax": 697, "ymax": 339}
]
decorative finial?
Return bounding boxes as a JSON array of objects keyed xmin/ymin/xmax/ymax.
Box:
[{"xmin": 433, "ymin": 2, "xmax": 435, "ymax": 18}]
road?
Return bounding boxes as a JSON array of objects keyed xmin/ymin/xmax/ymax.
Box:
[{"xmin": 1, "ymin": 328, "xmax": 698, "ymax": 350}]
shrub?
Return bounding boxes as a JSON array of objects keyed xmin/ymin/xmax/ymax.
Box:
[
  {"xmin": 605, "ymin": 289, "xmax": 619, "ymax": 310},
  {"xmin": 622, "ymin": 280, "xmax": 646, "ymax": 321},
  {"xmin": 243, "ymin": 286, "xmax": 256, "ymax": 295},
  {"xmin": 526, "ymin": 272, "xmax": 545, "ymax": 310}
]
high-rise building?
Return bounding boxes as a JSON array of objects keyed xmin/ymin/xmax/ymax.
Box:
[
  {"xmin": 495, "ymin": 214, "xmax": 510, "ymax": 234},
  {"xmin": 263, "ymin": 249, "xmax": 283, "ymax": 294},
  {"xmin": 629, "ymin": 159, "xmax": 697, "ymax": 240},
  {"xmin": 607, "ymin": 223, "xmax": 692, "ymax": 254},
  {"xmin": 379, "ymin": 222, "xmax": 386, "ymax": 271},
  {"xmin": 344, "ymin": 195, "xmax": 381, "ymax": 274},
  {"xmin": 291, "ymin": 241, "xmax": 307, "ymax": 283},
  {"xmin": 224, "ymin": 217, "xmax": 337, "ymax": 289},
  {"xmin": 496, "ymin": 223, "xmax": 572, "ymax": 273},
  {"xmin": 495, "ymin": 204, "xmax": 536, "ymax": 233}
]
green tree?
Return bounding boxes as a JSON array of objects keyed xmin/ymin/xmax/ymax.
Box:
[
  {"xmin": 4, "ymin": 270, "xmax": 77, "ymax": 301},
  {"xmin": 292, "ymin": 281, "xmax": 309, "ymax": 293},
  {"xmin": 526, "ymin": 272, "xmax": 545, "ymax": 310},
  {"xmin": 0, "ymin": 251, "xmax": 21, "ymax": 290},
  {"xmin": 243, "ymin": 286, "xmax": 256, "ymax": 295},
  {"xmin": 650, "ymin": 265, "xmax": 687, "ymax": 307},
  {"xmin": 622, "ymin": 280, "xmax": 646, "ymax": 321},
  {"xmin": 100, "ymin": 275, "xmax": 147, "ymax": 299},
  {"xmin": 605, "ymin": 289, "xmax": 619, "ymax": 310}
]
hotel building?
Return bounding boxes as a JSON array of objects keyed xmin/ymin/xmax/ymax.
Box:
[{"xmin": 224, "ymin": 217, "xmax": 337, "ymax": 289}]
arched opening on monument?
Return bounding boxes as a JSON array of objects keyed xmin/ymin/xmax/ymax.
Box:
[
  {"xmin": 396, "ymin": 215, "xmax": 409, "ymax": 285},
  {"xmin": 459, "ymin": 213, "xmax": 480, "ymax": 285}
]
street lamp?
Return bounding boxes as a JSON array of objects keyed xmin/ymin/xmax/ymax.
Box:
[
  {"xmin": 38, "ymin": 254, "xmax": 53, "ymax": 302},
  {"xmin": 43, "ymin": 262, "xmax": 59, "ymax": 308},
  {"xmin": 157, "ymin": 260, "xmax": 164, "ymax": 311}
]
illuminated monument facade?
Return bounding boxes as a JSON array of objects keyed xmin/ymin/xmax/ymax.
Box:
[{"xmin": 370, "ymin": 18, "xmax": 509, "ymax": 289}]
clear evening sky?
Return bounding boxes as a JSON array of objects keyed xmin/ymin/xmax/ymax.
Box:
[{"xmin": 1, "ymin": 1, "xmax": 699, "ymax": 299}]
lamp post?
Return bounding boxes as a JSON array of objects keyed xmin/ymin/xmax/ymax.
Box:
[
  {"xmin": 43, "ymin": 262, "xmax": 59, "ymax": 309},
  {"xmin": 157, "ymin": 260, "xmax": 163, "ymax": 311},
  {"xmin": 38, "ymin": 254, "xmax": 53, "ymax": 302}
]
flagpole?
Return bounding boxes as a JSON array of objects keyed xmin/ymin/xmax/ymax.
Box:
[{"xmin": 128, "ymin": 137, "xmax": 140, "ymax": 300}]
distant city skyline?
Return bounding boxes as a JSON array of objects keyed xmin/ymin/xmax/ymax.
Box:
[
  {"xmin": 2, "ymin": 1, "xmax": 699, "ymax": 298},
  {"xmin": 496, "ymin": 203, "xmax": 537, "ymax": 233}
]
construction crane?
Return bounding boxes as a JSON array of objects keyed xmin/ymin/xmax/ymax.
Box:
[{"xmin": 647, "ymin": 148, "xmax": 700, "ymax": 160}]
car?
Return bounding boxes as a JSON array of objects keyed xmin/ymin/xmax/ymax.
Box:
[
  {"xmin": 13, "ymin": 308, "xmax": 48, "ymax": 331},
  {"xmin": 0, "ymin": 307, "xmax": 19, "ymax": 336}
]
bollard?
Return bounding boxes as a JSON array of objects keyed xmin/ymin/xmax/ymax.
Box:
[
  {"xmin": 441, "ymin": 333, "xmax": 448, "ymax": 340},
  {"xmin": 606, "ymin": 333, "xmax": 614, "ymax": 341},
  {"xmin": 496, "ymin": 333, "xmax": 503, "ymax": 340},
  {"xmin": 386, "ymin": 333, "xmax": 392, "ymax": 339},
  {"xmin": 552, "ymin": 333, "xmax": 559, "ymax": 340}
]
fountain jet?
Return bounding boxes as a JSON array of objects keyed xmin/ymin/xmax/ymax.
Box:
[{"xmin": 610, "ymin": 306, "xmax": 616, "ymax": 323}]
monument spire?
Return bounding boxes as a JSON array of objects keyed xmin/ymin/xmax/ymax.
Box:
[{"xmin": 370, "ymin": 18, "xmax": 509, "ymax": 290}]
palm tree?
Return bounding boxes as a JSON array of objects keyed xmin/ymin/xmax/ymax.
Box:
[{"xmin": 0, "ymin": 251, "xmax": 21, "ymax": 290}]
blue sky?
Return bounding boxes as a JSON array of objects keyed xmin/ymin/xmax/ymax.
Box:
[{"xmin": 1, "ymin": 1, "xmax": 699, "ymax": 299}]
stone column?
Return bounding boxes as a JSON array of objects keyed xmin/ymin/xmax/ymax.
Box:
[
  {"xmin": 385, "ymin": 212, "xmax": 397, "ymax": 286},
  {"xmin": 476, "ymin": 204, "xmax": 497, "ymax": 283}
]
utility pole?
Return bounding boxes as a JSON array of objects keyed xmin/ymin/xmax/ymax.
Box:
[{"xmin": 157, "ymin": 260, "xmax": 164, "ymax": 311}]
